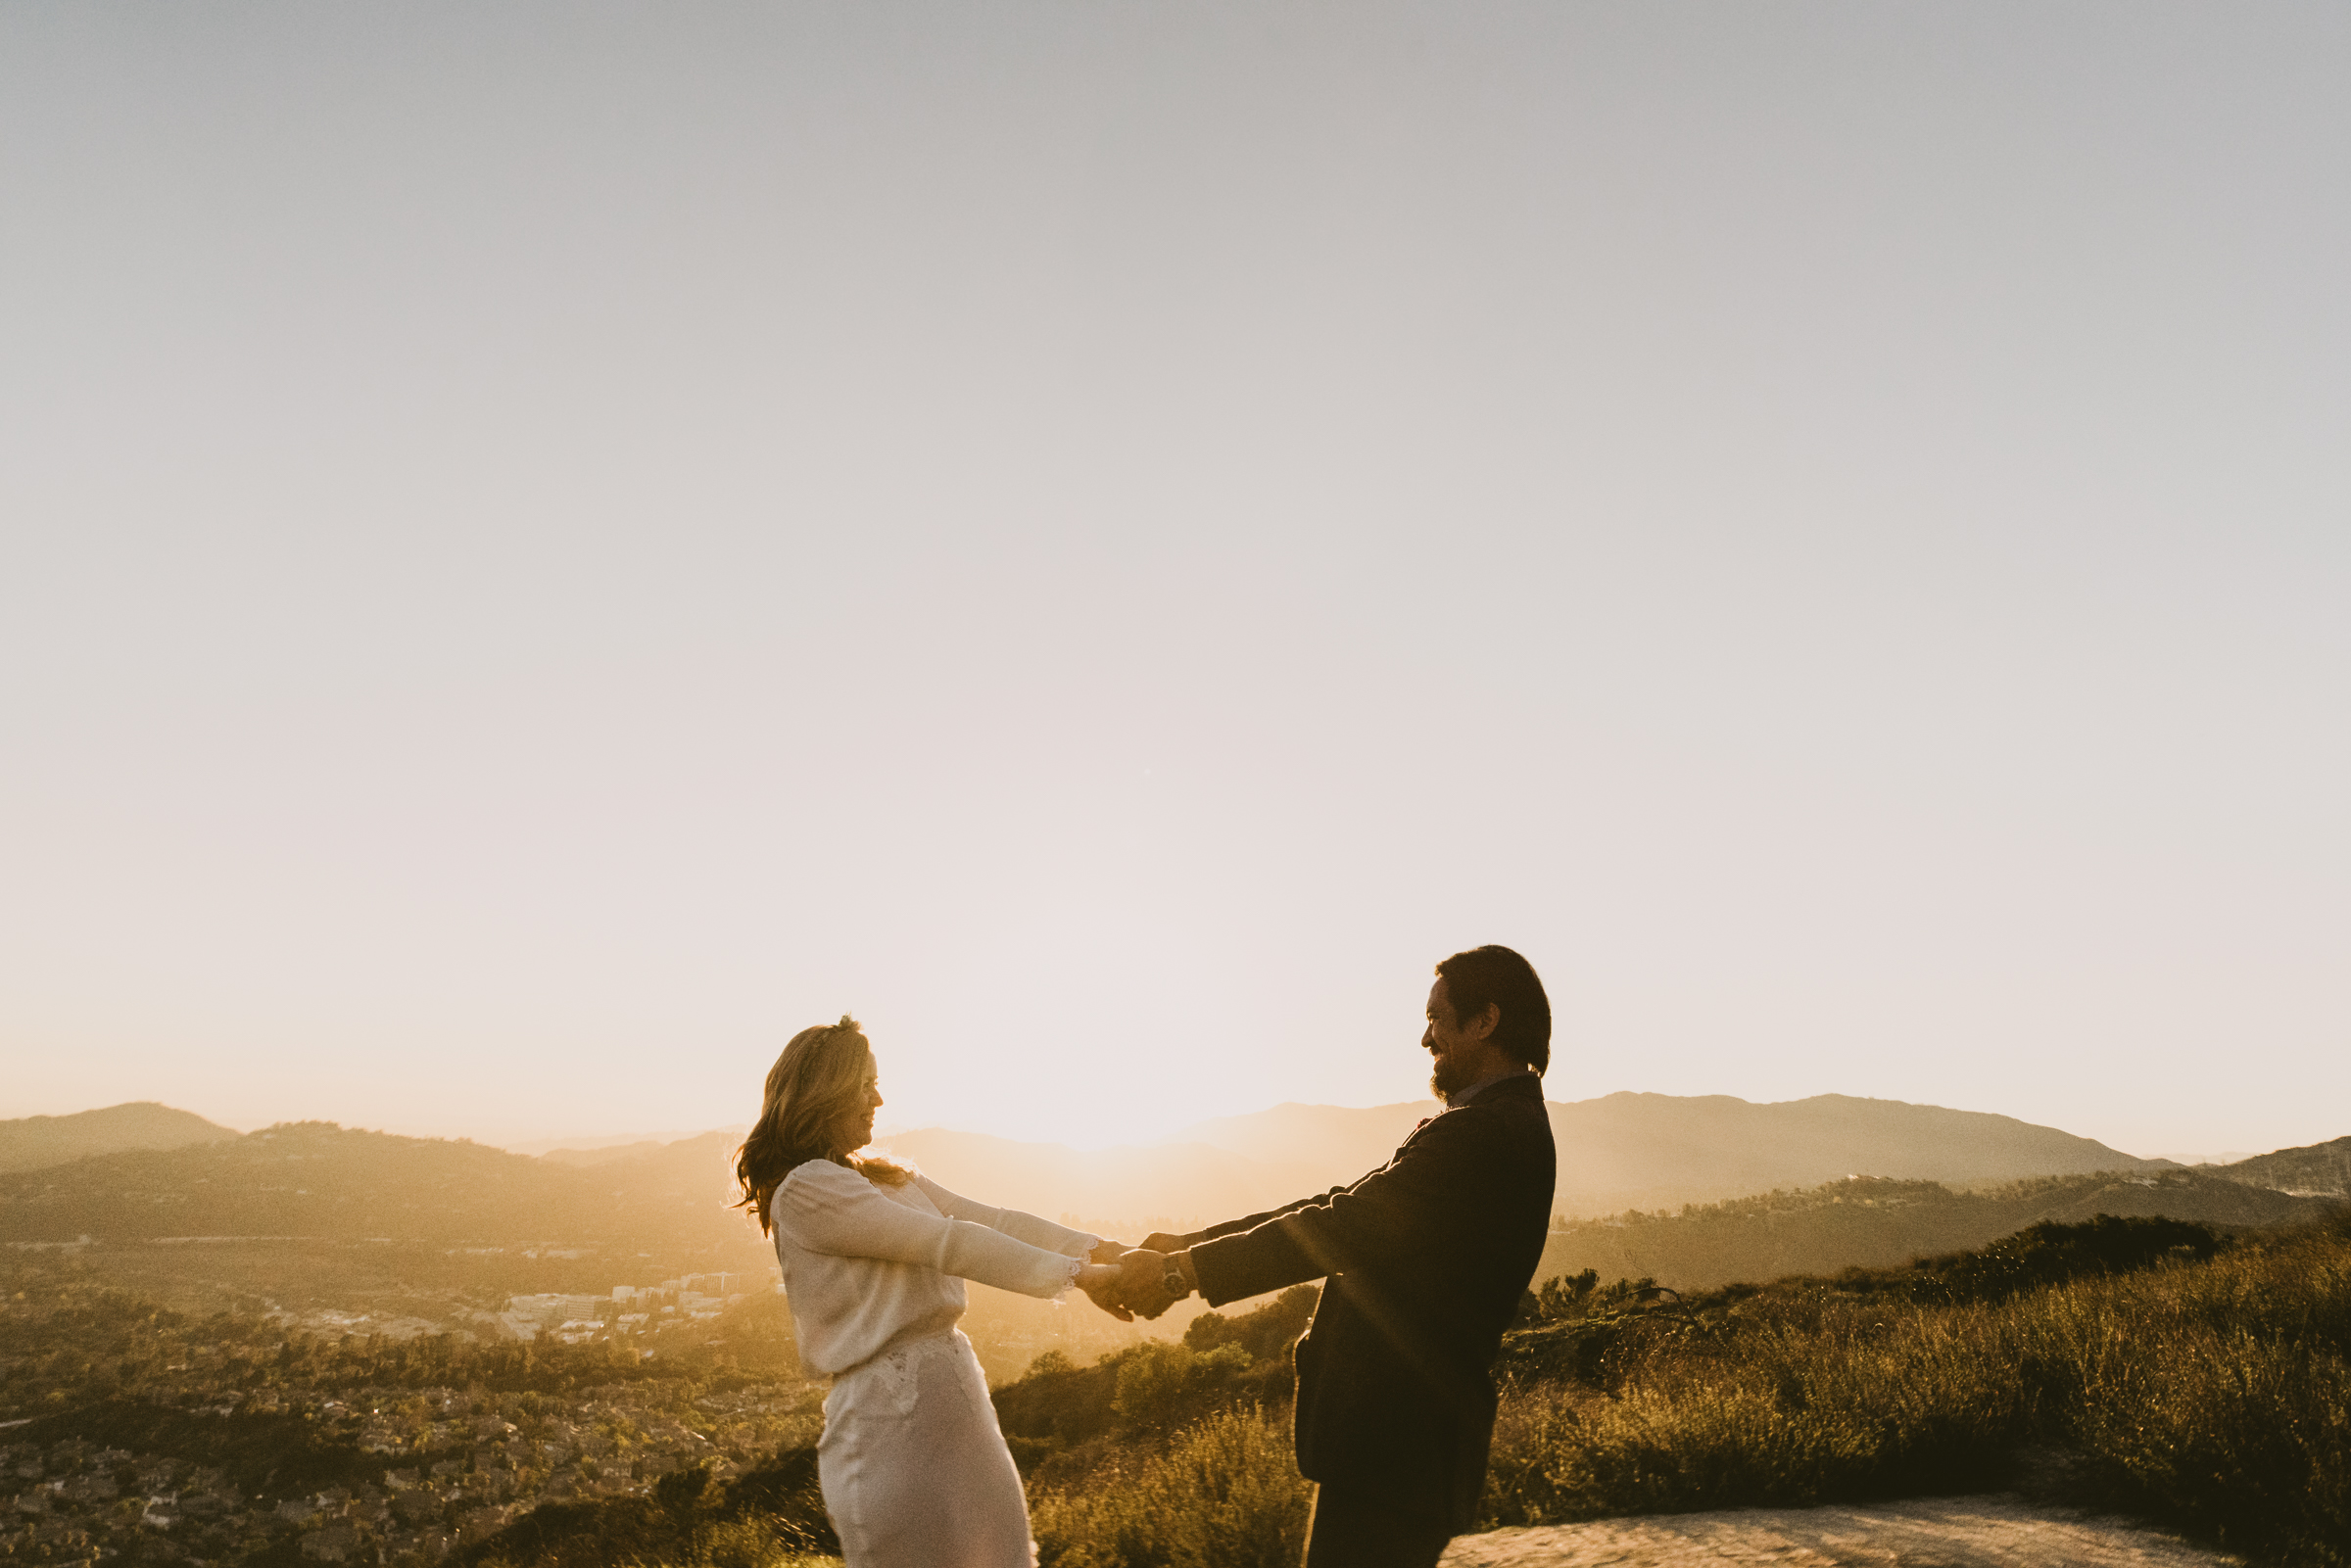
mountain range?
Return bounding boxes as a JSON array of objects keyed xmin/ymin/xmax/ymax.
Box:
[
  {"xmin": 882, "ymin": 1091, "xmax": 2173, "ymax": 1225},
  {"xmin": 0, "ymin": 1102, "xmax": 238, "ymax": 1173},
  {"xmin": 3, "ymin": 1099, "xmax": 2337, "ymax": 1352},
  {"xmin": 1534, "ymin": 1167, "xmax": 2340, "ymax": 1293},
  {"xmin": 4, "ymin": 1092, "xmax": 2183, "ymax": 1234},
  {"xmin": 2204, "ymin": 1134, "xmax": 2351, "ymax": 1199}
]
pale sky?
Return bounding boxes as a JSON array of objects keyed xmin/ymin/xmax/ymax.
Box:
[{"xmin": 4, "ymin": 1, "xmax": 2345, "ymax": 1161}]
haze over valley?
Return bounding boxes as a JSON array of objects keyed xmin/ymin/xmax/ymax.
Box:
[{"xmin": 8, "ymin": 1093, "xmax": 2341, "ymax": 1375}]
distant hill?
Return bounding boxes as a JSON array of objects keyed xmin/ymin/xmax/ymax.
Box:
[
  {"xmin": 848, "ymin": 1091, "xmax": 2170, "ymax": 1232},
  {"xmin": 874, "ymin": 1128, "xmax": 1335, "ymax": 1233},
  {"xmin": 0, "ymin": 1103, "xmax": 238, "ymax": 1173},
  {"xmin": 1178, "ymin": 1092, "xmax": 2169, "ymax": 1217},
  {"xmin": 1531, "ymin": 1168, "xmax": 2340, "ymax": 1293},
  {"xmin": 541, "ymin": 1141, "xmax": 667, "ymax": 1167},
  {"xmin": 504, "ymin": 1127, "xmax": 731, "ymax": 1159},
  {"xmin": 0, "ymin": 1120, "xmax": 754, "ymax": 1254},
  {"xmin": 2210, "ymin": 1134, "xmax": 2351, "ymax": 1199},
  {"xmin": 1, "ymin": 1092, "xmax": 2190, "ymax": 1242},
  {"xmin": 9, "ymin": 1104, "xmax": 2331, "ymax": 1367}
]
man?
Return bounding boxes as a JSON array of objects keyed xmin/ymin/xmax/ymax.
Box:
[{"xmin": 1111, "ymin": 945, "xmax": 1557, "ymax": 1568}]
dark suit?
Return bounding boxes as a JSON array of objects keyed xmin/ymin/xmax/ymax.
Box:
[{"xmin": 1177, "ymin": 1073, "xmax": 1555, "ymax": 1565}]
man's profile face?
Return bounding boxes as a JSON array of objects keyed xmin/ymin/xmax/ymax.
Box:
[{"xmin": 1423, "ymin": 976, "xmax": 1493, "ymax": 1099}]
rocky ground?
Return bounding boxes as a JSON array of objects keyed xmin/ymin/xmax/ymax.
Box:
[{"xmin": 1441, "ymin": 1496, "xmax": 2244, "ymax": 1567}]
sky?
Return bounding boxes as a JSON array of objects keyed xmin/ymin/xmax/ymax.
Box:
[{"xmin": 3, "ymin": 1, "xmax": 2345, "ymax": 1161}]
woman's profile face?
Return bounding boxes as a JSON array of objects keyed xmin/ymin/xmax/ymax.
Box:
[{"xmin": 845, "ymin": 1050, "xmax": 884, "ymax": 1149}]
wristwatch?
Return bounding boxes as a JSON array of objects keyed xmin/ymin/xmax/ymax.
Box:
[{"xmin": 1162, "ymin": 1254, "xmax": 1192, "ymax": 1303}]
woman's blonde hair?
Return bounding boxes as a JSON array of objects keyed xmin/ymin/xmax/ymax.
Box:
[{"xmin": 734, "ymin": 1015, "xmax": 912, "ymax": 1234}]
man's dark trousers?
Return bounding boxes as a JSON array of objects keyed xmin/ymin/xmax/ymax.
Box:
[
  {"xmin": 1301, "ymin": 1473, "xmax": 1459, "ymax": 1568},
  {"xmin": 1176, "ymin": 1073, "xmax": 1556, "ymax": 1567}
]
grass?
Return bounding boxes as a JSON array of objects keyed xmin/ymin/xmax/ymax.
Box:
[
  {"xmin": 1028, "ymin": 1407, "xmax": 1311, "ymax": 1568},
  {"xmin": 1021, "ymin": 1211, "xmax": 2351, "ymax": 1568},
  {"xmin": 1479, "ymin": 1211, "xmax": 2351, "ymax": 1563}
]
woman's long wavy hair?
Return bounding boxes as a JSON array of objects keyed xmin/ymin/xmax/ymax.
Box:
[{"xmin": 734, "ymin": 1015, "xmax": 911, "ymax": 1234}]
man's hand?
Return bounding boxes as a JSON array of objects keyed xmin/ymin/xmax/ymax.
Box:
[{"xmin": 1113, "ymin": 1249, "xmax": 1180, "ymax": 1320}]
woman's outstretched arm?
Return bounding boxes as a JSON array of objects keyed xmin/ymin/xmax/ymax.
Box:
[
  {"xmin": 910, "ymin": 1173, "xmax": 1106, "ymax": 1257},
  {"xmin": 773, "ymin": 1161, "xmax": 1094, "ymax": 1299}
]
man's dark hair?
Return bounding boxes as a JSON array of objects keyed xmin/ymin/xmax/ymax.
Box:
[{"xmin": 1434, "ymin": 945, "xmax": 1551, "ymax": 1074}]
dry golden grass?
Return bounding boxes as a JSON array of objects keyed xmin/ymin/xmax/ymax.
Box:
[
  {"xmin": 1029, "ymin": 1406, "xmax": 1311, "ymax": 1568},
  {"xmin": 1481, "ymin": 1213, "xmax": 2350, "ymax": 1563},
  {"xmin": 1021, "ymin": 1214, "xmax": 2349, "ymax": 1568}
]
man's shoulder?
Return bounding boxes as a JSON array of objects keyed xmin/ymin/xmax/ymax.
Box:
[
  {"xmin": 1408, "ymin": 1081, "xmax": 1552, "ymax": 1157},
  {"xmin": 1456, "ymin": 1074, "xmax": 1551, "ymax": 1127}
]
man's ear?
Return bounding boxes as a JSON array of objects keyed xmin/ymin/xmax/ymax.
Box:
[{"xmin": 1467, "ymin": 1003, "xmax": 1501, "ymax": 1042}]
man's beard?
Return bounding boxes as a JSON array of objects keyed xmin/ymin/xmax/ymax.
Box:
[{"xmin": 1429, "ymin": 1054, "xmax": 1476, "ymax": 1102}]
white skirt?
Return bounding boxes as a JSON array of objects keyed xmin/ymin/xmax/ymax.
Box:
[{"xmin": 818, "ymin": 1328, "xmax": 1035, "ymax": 1568}]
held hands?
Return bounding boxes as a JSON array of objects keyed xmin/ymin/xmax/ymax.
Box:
[
  {"xmin": 1075, "ymin": 1238, "xmax": 1195, "ymax": 1320},
  {"xmin": 1110, "ymin": 1249, "xmax": 1180, "ymax": 1320},
  {"xmin": 1076, "ymin": 1237, "xmax": 1138, "ymax": 1321},
  {"xmin": 1074, "ymin": 1261, "xmax": 1134, "ymax": 1321}
]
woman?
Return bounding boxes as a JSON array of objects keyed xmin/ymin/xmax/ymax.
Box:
[{"xmin": 735, "ymin": 1016, "xmax": 1126, "ymax": 1567}]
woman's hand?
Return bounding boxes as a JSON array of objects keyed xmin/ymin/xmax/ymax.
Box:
[
  {"xmin": 1076, "ymin": 1262, "xmax": 1133, "ymax": 1322},
  {"xmin": 1089, "ymin": 1238, "xmax": 1129, "ymax": 1264}
]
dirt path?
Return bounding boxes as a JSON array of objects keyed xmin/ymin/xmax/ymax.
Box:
[{"xmin": 1439, "ymin": 1495, "xmax": 2244, "ymax": 1567}]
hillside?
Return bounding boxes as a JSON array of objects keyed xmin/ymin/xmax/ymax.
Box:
[
  {"xmin": 1529, "ymin": 1167, "xmax": 2340, "ymax": 1292},
  {"xmin": 0, "ymin": 1121, "xmax": 1176, "ymax": 1373},
  {"xmin": 0, "ymin": 1121, "xmax": 783, "ymax": 1338},
  {"xmin": 4, "ymin": 1099, "xmax": 2312, "ymax": 1364},
  {"xmin": 0, "ymin": 1102, "xmax": 238, "ymax": 1173},
  {"xmin": 2, "ymin": 1090, "xmax": 2174, "ymax": 1243},
  {"xmin": 0, "ymin": 1120, "xmax": 747, "ymax": 1251},
  {"xmin": 1178, "ymin": 1091, "xmax": 2169, "ymax": 1216},
  {"xmin": 874, "ymin": 1127, "xmax": 1334, "ymax": 1234},
  {"xmin": 857, "ymin": 1091, "xmax": 2176, "ymax": 1231},
  {"xmin": 2210, "ymin": 1133, "xmax": 2351, "ymax": 1198}
]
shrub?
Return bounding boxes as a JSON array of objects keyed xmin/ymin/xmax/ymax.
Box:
[
  {"xmin": 995, "ymin": 1288, "xmax": 1312, "ymax": 1474},
  {"xmin": 1029, "ymin": 1406, "xmax": 1309, "ymax": 1568},
  {"xmin": 1180, "ymin": 1285, "xmax": 1318, "ymax": 1364}
]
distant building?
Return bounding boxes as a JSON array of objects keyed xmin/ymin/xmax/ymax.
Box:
[{"xmin": 505, "ymin": 1294, "xmax": 608, "ymax": 1331}]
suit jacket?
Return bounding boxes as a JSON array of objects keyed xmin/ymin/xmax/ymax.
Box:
[{"xmin": 1180, "ymin": 1073, "xmax": 1555, "ymax": 1519}]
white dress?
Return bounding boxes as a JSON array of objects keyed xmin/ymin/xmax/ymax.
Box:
[{"xmin": 767, "ymin": 1159, "xmax": 1099, "ymax": 1568}]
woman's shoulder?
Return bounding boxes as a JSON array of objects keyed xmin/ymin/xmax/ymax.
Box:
[{"xmin": 779, "ymin": 1157, "xmax": 865, "ymax": 1192}]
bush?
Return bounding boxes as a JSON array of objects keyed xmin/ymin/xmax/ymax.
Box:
[
  {"xmin": 1029, "ymin": 1406, "xmax": 1309, "ymax": 1568},
  {"xmin": 1180, "ymin": 1285, "xmax": 1318, "ymax": 1364},
  {"xmin": 1908, "ymin": 1213, "xmax": 2223, "ymax": 1306},
  {"xmin": 994, "ymin": 1287, "xmax": 1314, "ymax": 1475}
]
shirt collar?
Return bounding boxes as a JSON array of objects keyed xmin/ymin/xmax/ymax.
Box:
[{"xmin": 1444, "ymin": 1067, "xmax": 1535, "ymax": 1110}]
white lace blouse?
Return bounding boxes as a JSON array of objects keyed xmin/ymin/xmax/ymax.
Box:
[{"xmin": 766, "ymin": 1158, "xmax": 1101, "ymax": 1376}]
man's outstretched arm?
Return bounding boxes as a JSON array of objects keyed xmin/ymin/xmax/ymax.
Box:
[
  {"xmin": 1142, "ymin": 1185, "xmax": 1349, "ymax": 1253},
  {"xmin": 1184, "ymin": 1114, "xmax": 1505, "ymax": 1307}
]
